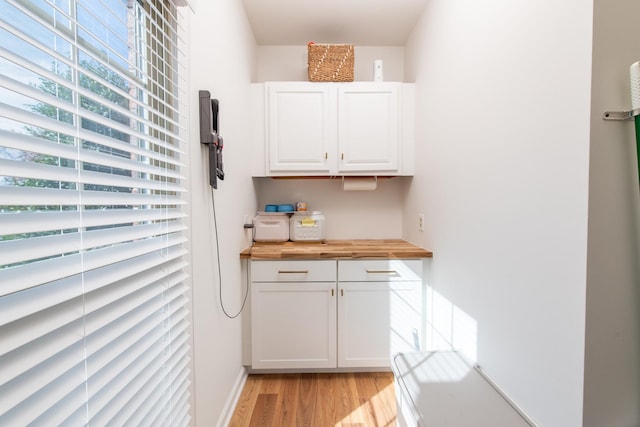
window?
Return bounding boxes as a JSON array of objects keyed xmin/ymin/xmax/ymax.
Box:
[{"xmin": 0, "ymin": 0, "xmax": 190, "ymax": 424}]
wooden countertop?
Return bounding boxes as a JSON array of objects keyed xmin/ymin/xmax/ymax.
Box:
[{"xmin": 240, "ymin": 239, "xmax": 433, "ymax": 260}]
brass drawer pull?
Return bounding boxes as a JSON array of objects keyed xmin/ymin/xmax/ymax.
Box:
[
  {"xmin": 277, "ymin": 270, "xmax": 309, "ymax": 274},
  {"xmin": 365, "ymin": 270, "xmax": 398, "ymax": 274}
]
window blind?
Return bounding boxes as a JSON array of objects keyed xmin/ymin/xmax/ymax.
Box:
[{"xmin": 0, "ymin": 0, "xmax": 191, "ymax": 425}]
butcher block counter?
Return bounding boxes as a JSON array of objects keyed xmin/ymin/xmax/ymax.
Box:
[{"xmin": 240, "ymin": 239, "xmax": 433, "ymax": 260}]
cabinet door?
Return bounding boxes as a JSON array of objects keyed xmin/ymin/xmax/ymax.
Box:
[
  {"xmin": 266, "ymin": 83, "xmax": 336, "ymax": 174},
  {"xmin": 337, "ymin": 83, "xmax": 400, "ymax": 173},
  {"xmin": 338, "ymin": 281, "xmax": 422, "ymax": 368},
  {"xmin": 251, "ymin": 282, "xmax": 337, "ymax": 369}
]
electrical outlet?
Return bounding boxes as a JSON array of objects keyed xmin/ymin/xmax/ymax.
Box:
[{"xmin": 417, "ymin": 214, "xmax": 425, "ymax": 232}]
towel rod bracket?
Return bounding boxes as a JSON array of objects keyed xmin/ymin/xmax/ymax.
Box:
[{"xmin": 602, "ymin": 108, "xmax": 640, "ymax": 120}]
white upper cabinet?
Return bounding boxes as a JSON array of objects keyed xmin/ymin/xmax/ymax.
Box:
[
  {"xmin": 337, "ymin": 83, "xmax": 399, "ymax": 173},
  {"xmin": 254, "ymin": 82, "xmax": 414, "ymax": 176},
  {"xmin": 266, "ymin": 83, "xmax": 336, "ymax": 173}
]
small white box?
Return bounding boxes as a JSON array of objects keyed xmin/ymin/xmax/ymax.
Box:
[
  {"xmin": 253, "ymin": 213, "xmax": 290, "ymax": 242},
  {"xmin": 289, "ymin": 211, "xmax": 325, "ymax": 242}
]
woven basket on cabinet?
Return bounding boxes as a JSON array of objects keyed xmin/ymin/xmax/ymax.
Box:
[{"xmin": 307, "ymin": 43, "xmax": 354, "ymax": 82}]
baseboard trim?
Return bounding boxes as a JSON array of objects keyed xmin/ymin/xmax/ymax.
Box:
[{"xmin": 216, "ymin": 366, "xmax": 248, "ymax": 427}]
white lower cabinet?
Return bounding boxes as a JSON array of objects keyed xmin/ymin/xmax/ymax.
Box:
[
  {"xmin": 250, "ymin": 259, "xmax": 423, "ymax": 370},
  {"xmin": 251, "ymin": 281, "xmax": 337, "ymax": 369},
  {"xmin": 338, "ymin": 260, "xmax": 423, "ymax": 368},
  {"xmin": 250, "ymin": 260, "xmax": 337, "ymax": 369}
]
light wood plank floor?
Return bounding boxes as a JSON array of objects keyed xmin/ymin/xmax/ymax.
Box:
[{"xmin": 228, "ymin": 372, "xmax": 397, "ymax": 427}]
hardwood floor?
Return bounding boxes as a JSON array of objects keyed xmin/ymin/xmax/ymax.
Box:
[{"xmin": 228, "ymin": 372, "xmax": 397, "ymax": 427}]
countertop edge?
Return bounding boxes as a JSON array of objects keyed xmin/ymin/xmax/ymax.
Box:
[{"xmin": 240, "ymin": 239, "xmax": 433, "ymax": 260}]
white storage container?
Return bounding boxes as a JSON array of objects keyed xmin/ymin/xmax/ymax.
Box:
[
  {"xmin": 253, "ymin": 212, "xmax": 290, "ymax": 242},
  {"xmin": 289, "ymin": 211, "xmax": 326, "ymax": 241}
]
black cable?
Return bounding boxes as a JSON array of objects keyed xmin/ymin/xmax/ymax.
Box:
[{"xmin": 211, "ymin": 187, "xmax": 249, "ymax": 319}]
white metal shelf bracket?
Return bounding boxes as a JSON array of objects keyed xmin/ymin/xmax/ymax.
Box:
[{"xmin": 602, "ymin": 108, "xmax": 640, "ymax": 120}]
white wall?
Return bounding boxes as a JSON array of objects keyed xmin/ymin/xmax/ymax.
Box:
[
  {"xmin": 583, "ymin": 0, "xmax": 640, "ymax": 425},
  {"xmin": 186, "ymin": 2, "xmax": 257, "ymax": 425},
  {"xmin": 403, "ymin": 1, "xmax": 593, "ymax": 426},
  {"xmin": 254, "ymin": 177, "xmax": 406, "ymax": 239}
]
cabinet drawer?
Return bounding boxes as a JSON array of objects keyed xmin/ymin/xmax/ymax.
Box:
[
  {"xmin": 251, "ymin": 260, "xmax": 336, "ymax": 282},
  {"xmin": 338, "ymin": 259, "xmax": 422, "ymax": 282}
]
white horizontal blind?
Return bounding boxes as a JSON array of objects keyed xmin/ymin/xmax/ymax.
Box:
[{"xmin": 0, "ymin": 0, "xmax": 191, "ymax": 425}]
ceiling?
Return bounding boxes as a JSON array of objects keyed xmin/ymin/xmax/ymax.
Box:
[{"xmin": 242, "ymin": 0, "xmax": 428, "ymax": 46}]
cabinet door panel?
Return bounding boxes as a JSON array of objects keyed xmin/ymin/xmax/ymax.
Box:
[
  {"xmin": 337, "ymin": 83, "xmax": 400, "ymax": 172},
  {"xmin": 338, "ymin": 281, "xmax": 421, "ymax": 368},
  {"xmin": 267, "ymin": 83, "xmax": 335, "ymax": 173},
  {"xmin": 252, "ymin": 282, "xmax": 337, "ymax": 369}
]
